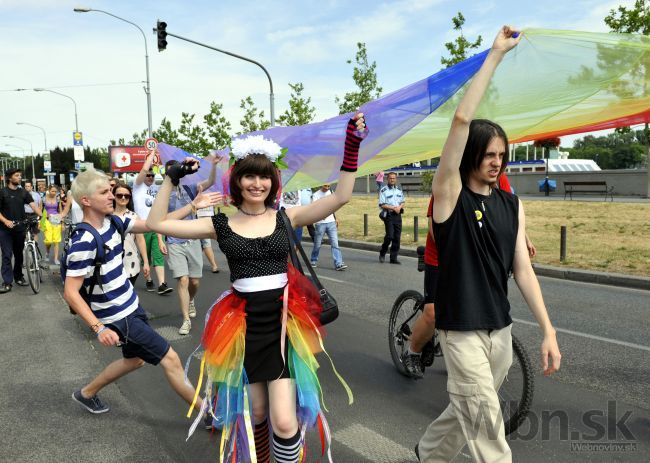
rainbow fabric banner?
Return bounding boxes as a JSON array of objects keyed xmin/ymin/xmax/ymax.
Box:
[{"xmin": 159, "ymin": 29, "xmax": 650, "ymax": 192}]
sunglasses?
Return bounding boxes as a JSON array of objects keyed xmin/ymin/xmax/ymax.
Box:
[
  {"xmin": 146, "ymin": 174, "xmax": 155, "ymax": 178},
  {"xmin": 115, "ymin": 193, "xmax": 131, "ymax": 200}
]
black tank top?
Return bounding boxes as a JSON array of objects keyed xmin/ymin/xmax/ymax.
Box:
[
  {"xmin": 212, "ymin": 212, "xmax": 290, "ymax": 282},
  {"xmin": 433, "ymin": 186, "xmax": 519, "ymax": 331}
]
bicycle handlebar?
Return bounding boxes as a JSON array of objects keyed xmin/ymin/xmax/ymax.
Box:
[{"xmin": 12, "ymin": 216, "xmax": 41, "ymax": 226}]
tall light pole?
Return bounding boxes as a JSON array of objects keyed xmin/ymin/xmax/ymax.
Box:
[
  {"xmin": 16, "ymin": 122, "xmax": 47, "ymax": 152},
  {"xmin": 33, "ymin": 88, "xmax": 79, "ymax": 133},
  {"xmin": 74, "ymin": 7, "xmax": 153, "ymax": 137},
  {"xmin": 154, "ymin": 23, "xmax": 275, "ymax": 127},
  {"xmin": 2, "ymin": 135, "xmax": 35, "ymax": 184}
]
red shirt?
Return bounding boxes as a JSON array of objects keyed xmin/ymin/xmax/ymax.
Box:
[
  {"xmin": 498, "ymin": 173, "xmax": 513, "ymax": 194},
  {"xmin": 424, "ymin": 196, "xmax": 438, "ymax": 266}
]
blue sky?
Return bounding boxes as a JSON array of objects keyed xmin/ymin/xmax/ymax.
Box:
[{"xmin": 0, "ymin": 0, "xmax": 639, "ymax": 155}]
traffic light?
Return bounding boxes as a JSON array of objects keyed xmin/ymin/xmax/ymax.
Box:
[{"xmin": 156, "ymin": 20, "xmax": 167, "ymax": 52}]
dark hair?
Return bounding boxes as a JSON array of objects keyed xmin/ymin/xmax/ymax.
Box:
[
  {"xmin": 112, "ymin": 181, "xmax": 135, "ymax": 212},
  {"xmin": 459, "ymin": 119, "xmax": 509, "ymax": 185},
  {"xmin": 229, "ymin": 154, "xmax": 280, "ymax": 208}
]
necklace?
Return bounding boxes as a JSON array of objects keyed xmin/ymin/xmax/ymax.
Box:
[
  {"xmin": 238, "ymin": 207, "xmax": 267, "ymax": 216},
  {"xmin": 480, "ymin": 188, "xmax": 492, "ymax": 212}
]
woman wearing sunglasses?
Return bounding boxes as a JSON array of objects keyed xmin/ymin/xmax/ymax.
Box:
[{"xmin": 113, "ymin": 182, "xmax": 150, "ymax": 286}]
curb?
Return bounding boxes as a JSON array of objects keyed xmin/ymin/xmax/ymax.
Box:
[{"xmin": 308, "ymin": 237, "xmax": 650, "ymax": 292}]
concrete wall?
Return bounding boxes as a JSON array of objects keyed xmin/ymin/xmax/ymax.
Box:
[
  {"xmin": 354, "ymin": 169, "xmax": 649, "ymax": 196},
  {"xmin": 506, "ymin": 169, "xmax": 648, "ymax": 196}
]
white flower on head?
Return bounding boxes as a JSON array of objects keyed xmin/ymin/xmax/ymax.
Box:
[{"xmin": 231, "ymin": 135, "xmax": 282, "ymax": 162}]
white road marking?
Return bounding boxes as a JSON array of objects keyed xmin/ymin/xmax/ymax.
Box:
[
  {"xmin": 333, "ymin": 423, "xmax": 415, "ymax": 463},
  {"xmin": 513, "ymin": 318, "xmax": 650, "ymax": 352},
  {"xmin": 319, "ymin": 275, "xmax": 347, "ymax": 284}
]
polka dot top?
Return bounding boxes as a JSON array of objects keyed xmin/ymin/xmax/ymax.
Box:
[{"xmin": 212, "ymin": 212, "xmax": 290, "ymax": 282}]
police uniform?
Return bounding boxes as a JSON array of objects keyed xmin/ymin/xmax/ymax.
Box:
[{"xmin": 378, "ymin": 183, "xmax": 405, "ymax": 263}]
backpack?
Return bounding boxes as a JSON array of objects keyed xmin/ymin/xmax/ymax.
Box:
[{"xmin": 61, "ymin": 215, "xmax": 126, "ymax": 312}]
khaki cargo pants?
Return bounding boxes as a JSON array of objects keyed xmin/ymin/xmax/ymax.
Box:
[{"xmin": 418, "ymin": 325, "xmax": 513, "ymax": 463}]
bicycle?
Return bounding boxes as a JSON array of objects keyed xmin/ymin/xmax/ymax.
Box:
[
  {"xmin": 14, "ymin": 216, "xmax": 43, "ymax": 294},
  {"xmin": 388, "ymin": 249, "xmax": 534, "ymax": 435}
]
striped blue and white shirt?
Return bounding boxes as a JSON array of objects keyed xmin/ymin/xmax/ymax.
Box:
[{"xmin": 65, "ymin": 215, "xmax": 138, "ymax": 324}]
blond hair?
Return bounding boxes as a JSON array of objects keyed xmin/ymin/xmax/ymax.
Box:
[{"xmin": 70, "ymin": 167, "xmax": 109, "ymax": 203}]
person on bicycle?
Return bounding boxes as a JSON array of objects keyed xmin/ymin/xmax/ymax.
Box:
[
  {"xmin": 400, "ymin": 195, "xmax": 439, "ymax": 379},
  {"xmin": 416, "ymin": 27, "xmax": 561, "ymax": 463},
  {"xmin": 0, "ymin": 168, "xmax": 42, "ymax": 293}
]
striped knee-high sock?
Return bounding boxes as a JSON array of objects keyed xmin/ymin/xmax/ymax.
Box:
[
  {"xmin": 254, "ymin": 420, "xmax": 271, "ymax": 463},
  {"xmin": 272, "ymin": 430, "xmax": 301, "ymax": 463}
]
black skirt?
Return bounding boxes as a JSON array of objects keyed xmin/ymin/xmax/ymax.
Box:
[{"xmin": 234, "ymin": 286, "xmax": 290, "ymax": 384}]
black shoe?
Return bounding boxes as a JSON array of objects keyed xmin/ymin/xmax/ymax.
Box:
[
  {"xmin": 379, "ymin": 254, "xmax": 385, "ymax": 263},
  {"xmin": 0, "ymin": 283, "xmax": 11, "ymax": 294},
  {"xmin": 72, "ymin": 389, "xmax": 110, "ymax": 414},
  {"xmin": 157, "ymin": 283, "xmax": 173, "ymax": 295},
  {"xmin": 415, "ymin": 443, "xmax": 420, "ymax": 461},
  {"xmin": 401, "ymin": 351, "xmax": 424, "ymax": 379},
  {"xmin": 145, "ymin": 280, "xmax": 155, "ymax": 292},
  {"xmin": 14, "ymin": 278, "xmax": 28, "ymax": 286},
  {"xmin": 389, "ymin": 260, "xmax": 402, "ymax": 265}
]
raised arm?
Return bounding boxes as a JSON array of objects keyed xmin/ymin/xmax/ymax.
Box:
[
  {"xmin": 146, "ymin": 175, "xmax": 218, "ymax": 240},
  {"xmin": 135, "ymin": 151, "xmax": 156, "ymax": 185},
  {"xmin": 287, "ymin": 114, "xmax": 366, "ymax": 227},
  {"xmin": 432, "ymin": 26, "xmax": 521, "ymax": 223},
  {"xmin": 198, "ymin": 153, "xmax": 220, "ymax": 191},
  {"xmin": 512, "ymin": 199, "xmax": 561, "ymax": 376}
]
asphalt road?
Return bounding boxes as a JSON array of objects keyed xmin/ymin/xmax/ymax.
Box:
[{"xmin": 86, "ymin": 242, "xmax": 649, "ymax": 462}]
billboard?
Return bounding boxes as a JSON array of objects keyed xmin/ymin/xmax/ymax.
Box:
[{"xmin": 109, "ymin": 145, "xmax": 154, "ymax": 173}]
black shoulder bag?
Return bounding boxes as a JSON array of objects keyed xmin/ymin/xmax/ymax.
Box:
[{"xmin": 279, "ymin": 208, "xmax": 339, "ymax": 325}]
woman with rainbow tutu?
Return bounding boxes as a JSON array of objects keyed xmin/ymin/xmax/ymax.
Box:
[{"xmin": 146, "ymin": 114, "xmax": 366, "ymax": 463}]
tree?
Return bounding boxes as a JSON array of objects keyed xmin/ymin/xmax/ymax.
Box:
[
  {"xmin": 604, "ymin": 0, "xmax": 650, "ymax": 192},
  {"xmin": 152, "ymin": 118, "xmax": 181, "ymax": 148},
  {"xmin": 203, "ymin": 101, "xmax": 233, "ymax": 150},
  {"xmin": 239, "ymin": 96, "xmax": 271, "ymax": 134},
  {"xmin": 335, "ymin": 42, "xmax": 383, "ymax": 115},
  {"xmin": 440, "ymin": 12, "xmax": 483, "ymax": 68},
  {"xmin": 277, "ymin": 82, "xmax": 316, "ymax": 126},
  {"xmin": 178, "ymin": 112, "xmax": 209, "ymax": 155},
  {"xmin": 129, "ymin": 129, "xmax": 148, "ymax": 146}
]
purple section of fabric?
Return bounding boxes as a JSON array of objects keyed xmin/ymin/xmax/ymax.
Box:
[{"xmin": 157, "ymin": 50, "xmax": 487, "ymax": 190}]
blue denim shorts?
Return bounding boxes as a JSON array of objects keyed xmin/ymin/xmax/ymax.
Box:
[{"xmin": 107, "ymin": 306, "xmax": 170, "ymax": 365}]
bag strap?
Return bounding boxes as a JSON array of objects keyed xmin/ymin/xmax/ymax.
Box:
[
  {"xmin": 73, "ymin": 222, "xmax": 107, "ymax": 295},
  {"xmin": 278, "ymin": 208, "xmax": 327, "ymax": 293}
]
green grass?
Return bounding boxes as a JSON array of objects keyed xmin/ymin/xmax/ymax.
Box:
[{"xmin": 335, "ymin": 196, "xmax": 650, "ymax": 277}]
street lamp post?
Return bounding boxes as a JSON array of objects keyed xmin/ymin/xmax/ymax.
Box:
[
  {"xmin": 155, "ymin": 27, "xmax": 275, "ymax": 127},
  {"xmin": 33, "ymin": 88, "xmax": 79, "ymax": 133},
  {"xmin": 74, "ymin": 7, "xmax": 153, "ymax": 137},
  {"xmin": 16, "ymin": 122, "xmax": 47, "ymax": 152},
  {"xmin": 2, "ymin": 135, "xmax": 35, "ymax": 184}
]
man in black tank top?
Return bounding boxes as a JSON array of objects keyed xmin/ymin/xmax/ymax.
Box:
[{"xmin": 416, "ymin": 27, "xmax": 561, "ymax": 463}]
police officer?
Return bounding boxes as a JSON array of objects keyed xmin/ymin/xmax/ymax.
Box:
[{"xmin": 378, "ymin": 172, "xmax": 405, "ymax": 264}]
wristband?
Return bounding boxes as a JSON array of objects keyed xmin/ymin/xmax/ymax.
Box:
[
  {"xmin": 96, "ymin": 326, "xmax": 108, "ymax": 337},
  {"xmin": 341, "ymin": 118, "xmax": 367, "ymax": 172}
]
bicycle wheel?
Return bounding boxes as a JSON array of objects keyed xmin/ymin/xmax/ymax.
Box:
[
  {"xmin": 388, "ymin": 290, "xmax": 424, "ymax": 377},
  {"xmin": 499, "ymin": 334, "xmax": 534, "ymax": 435},
  {"xmin": 25, "ymin": 244, "xmax": 41, "ymax": 294}
]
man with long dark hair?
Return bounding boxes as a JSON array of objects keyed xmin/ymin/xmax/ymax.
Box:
[{"xmin": 417, "ymin": 27, "xmax": 561, "ymax": 462}]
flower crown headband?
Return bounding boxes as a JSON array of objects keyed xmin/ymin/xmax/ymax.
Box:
[{"xmin": 229, "ymin": 135, "xmax": 288, "ymax": 170}]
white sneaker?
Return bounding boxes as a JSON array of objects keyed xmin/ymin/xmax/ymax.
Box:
[
  {"xmin": 178, "ymin": 319, "xmax": 191, "ymax": 335},
  {"xmin": 188, "ymin": 300, "xmax": 196, "ymax": 318}
]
